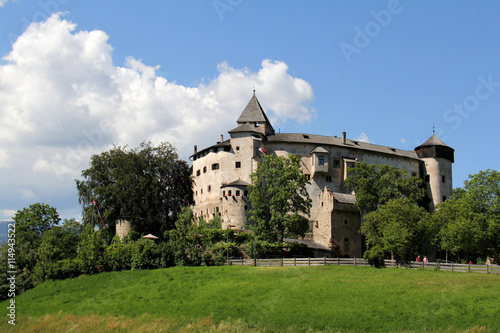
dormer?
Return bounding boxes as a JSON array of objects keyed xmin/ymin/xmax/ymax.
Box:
[{"xmin": 311, "ymin": 146, "xmax": 329, "ymax": 176}]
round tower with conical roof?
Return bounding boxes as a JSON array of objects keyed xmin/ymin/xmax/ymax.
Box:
[{"xmin": 414, "ymin": 134, "xmax": 454, "ymax": 211}]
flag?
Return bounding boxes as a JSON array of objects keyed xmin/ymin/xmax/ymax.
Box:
[{"xmin": 258, "ymin": 148, "xmax": 267, "ymax": 155}]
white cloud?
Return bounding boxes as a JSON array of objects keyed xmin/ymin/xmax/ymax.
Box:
[
  {"xmin": 0, "ymin": 13, "xmax": 315, "ymax": 217},
  {"xmin": 400, "ymin": 138, "xmax": 406, "ymax": 143},
  {"xmin": 355, "ymin": 132, "xmax": 372, "ymax": 143},
  {"xmin": 0, "ymin": 210, "xmax": 16, "ymax": 220}
]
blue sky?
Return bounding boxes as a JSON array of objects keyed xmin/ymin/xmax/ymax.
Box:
[{"xmin": 1, "ymin": 0, "xmax": 499, "ymax": 220}]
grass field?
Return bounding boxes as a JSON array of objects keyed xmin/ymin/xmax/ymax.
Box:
[{"xmin": 1, "ymin": 265, "xmax": 499, "ymax": 332}]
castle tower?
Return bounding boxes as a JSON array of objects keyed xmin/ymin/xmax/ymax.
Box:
[
  {"xmin": 115, "ymin": 217, "xmax": 132, "ymax": 240},
  {"xmin": 236, "ymin": 92, "xmax": 275, "ymax": 136},
  {"xmin": 414, "ymin": 134, "xmax": 454, "ymax": 211}
]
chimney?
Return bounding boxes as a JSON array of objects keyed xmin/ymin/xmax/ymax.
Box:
[
  {"xmin": 220, "ymin": 134, "xmax": 224, "ymax": 143},
  {"xmin": 342, "ymin": 131, "xmax": 346, "ymax": 144},
  {"xmin": 194, "ymin": 145, "xmax": 197, "ymax": 154}
]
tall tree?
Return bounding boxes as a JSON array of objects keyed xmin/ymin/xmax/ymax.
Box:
[
  {"xmin": 362, "ymin": 198, "xmax": 433, "ymax": 261},
  {"xmin": 435, "ymin": 169, "xmax": 499, "ymax": 262},
  {"xmin": 76, "ymin": 141, "xmax": 193, "ymax": 237},
  {"xmin": 248, "ymin": 154, "xmax": 312, "ymax": 243},
  {"xmin": 345, "ymin": 162, "xmax": 426, "ymax": 215}
]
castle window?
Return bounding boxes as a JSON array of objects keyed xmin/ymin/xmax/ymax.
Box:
[
  {"xmin": 200, "ymin": 189, "xmax": 203, "ymax": 194},
  {"xmin": 326, "ymin": 176, "xmax": 332, "ymax": 182},
  {"xmin": 224, "ymin": 146, "xmax": 231, "ymax": 152},
  {"xmin": 318, "ymin": 156, "xmax": 325, "ymax": 165},
  {"xmin": 196, "ymin": 170, "xmax": 201, "ymax": 176},
  {"xmin": 236, "ymin": 190, "xmax": 240, "ymax": 196},
  {"xmin": 244, "ymin": 206, "xmax": 248, "ymax": 210},
  {"xmin": 333, "ymin": 159, "xmax": 340, "ymax": 168},
  {"xmin": 244, "ymin": 191, "xmax": 248, "ymax": 196},
  {"xmin": 235, "ymin": 161, "xmax": 241, "ymax": 168},
  {"xmin": 228, "ymin": 190, "xmax": 232, "ymax": 196},
  {"xmin": 212, "ymin": 163, "xmax": 219, "ymax": 170},
  {"xmin": 216, "ymin": 207, "xmax": 219, "ymax": 213},
  {"xmin": 208, "ymin": 185, "xmax": 211, "ymax": 192},
  {"xmin": 411, "ymin": 172, "xmax": 417, "ymax": 177},
  {"xmin": 307, "ymin": 174, "xmax": 311, "ymax": 181},
  {"xmin": 213, "ymin": 148, "xmax": 218, "ymax": 153},
  {"xmin": 443, "ymin": 196, "xmax": 447, "ymax": 202},
  {"xmin": 442, "ymin": 175, "xmax": 446, "ymax": 183},
  {"xmin": 236, "ymin": 146, "xmax": 240, "ymax": 151},
  {"xmin": 255, "ymin": 122, "xmax": 259, "ymax": 127},
  {"xmin": 345, "ymin": 237, "xmax": 349, "ymax": 242},
  {"xmin": 424, "ymin": 175, "xmax": 430, "ymax": 183},
  {"xmin": 321, "ymin": 202, "xmax": 324, "ymax": 207},
  {"xmin": 303, "ymin": 134, "xmax": 310, "ymax": 139},
  {"xmin": 203, "ymin": 166, "xmax": 207, "ymax": 173},
  {"xmin": 344, "ymin": 219, "xmax": 349, "ymax": 225},
  {"xmin": 223, "ymin": 190, "xmax": 226, "ymax": 197}
]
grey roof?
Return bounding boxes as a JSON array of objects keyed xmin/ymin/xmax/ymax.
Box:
[
  {"xmin": 228, "ymin": 122, "xmax": 264, "ymax": 135},
  {"xmin": 415, "ymin": 134, "xmax": 450, "ymax": 149},
  {"xmin": 331, "ymin": 192, "xmax": 356, "ymax": 205},
  {"xmin": 266, "ymin": 133, "xmax": 419, "ymax": 160},
  {"xmin": 221, "ymin": 179, "xmax": 250, "ymax": 188},
  {"xmin": 190, "ymin": 139, "xmax": 231, "ymax": 159},
  {"xmin": 311, "ymin": 146, "xmax": 329, "ymax": 154},
  {"xmin": 237, "ymin": 94, "xmax": 273, "ymax": 127}
]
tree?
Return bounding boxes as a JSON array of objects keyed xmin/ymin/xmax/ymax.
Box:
[
  {"xmin": 345, "ymin": 162, "xmax": 426, "ymax": 215},
  {"xmin": 248, "ymin": 154, "xmax": 312, "ymax": 243},
  {"xmin": 362, "ymin": 198, "xmax": 433, "ymax": 261},
  {"xmin": 13, "ymin": 203, "xmax": 61, "ymax": 236},
  {"xmin": 434, "ymin": 169, "xmax": 500, "ymax": 262},
  {"xmin": 76, "ymin": 141, "xmax": 193, "ymax": 237},
  {"xmin": 166, "ymin": 207, "xmax": 205, "ymax": 266}
]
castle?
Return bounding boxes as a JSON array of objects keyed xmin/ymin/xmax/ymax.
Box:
[{"xmin": 190, "ymin": 93, "xmax": 454, "ymax": 257}]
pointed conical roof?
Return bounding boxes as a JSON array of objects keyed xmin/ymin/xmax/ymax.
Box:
[
  {"xmin": 237, "ymin": 93, "xmax": 272, "ymax": 125},
  {"xmin": 415, "ymin": 134, "xmax": 450, "ymax": 149}
]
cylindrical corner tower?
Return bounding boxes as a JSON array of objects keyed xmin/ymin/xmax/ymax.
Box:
[
  {"xmin": 115, "ymin": 218, "xmax": 132, "ymax": 240},
  {"xmin": 415, "ymin": 135, "xmax": 454, "ymax": 211}
]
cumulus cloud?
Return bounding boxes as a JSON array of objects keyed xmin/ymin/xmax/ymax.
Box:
[
  {"xmin": 354, "ymin": 132, "xmax": 372, "ymax": 143},
  {"xmin": 0, "ymin": 13, "xmax": 315, "ymax": 217}
]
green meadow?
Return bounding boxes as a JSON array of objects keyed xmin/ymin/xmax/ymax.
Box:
[{"xmin": 1, "ymin": 266, "xmax": 499, "ymax": 332}]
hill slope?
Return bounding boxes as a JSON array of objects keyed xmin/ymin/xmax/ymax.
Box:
[{"xmin": 2, "ymin": 266, "xmax": 499, "ymax": 332}]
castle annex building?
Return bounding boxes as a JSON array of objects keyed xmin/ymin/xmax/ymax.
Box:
[{"xmin": 191, "ymin": 93, "xmax": 454, "ymax": 257}]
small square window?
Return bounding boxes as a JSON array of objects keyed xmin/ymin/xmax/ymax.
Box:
[
  {"xmin": 333, "ymin": 159, "xmax": 340, "ymax": 168},
  {"xmin": 212, "ymin": 163, "xmax": 219, "ymax": 170},
  {"xmin": 443, "ymin": 196, "xmax": 447, "ymax": 202},
  {"xmin": 344, "ymin": 238, "xmax": 349, "ymax": 242},
  {"xmin": 424, "ymin": 175, "xmax": 430, "ymax": 183},
  {"xmin": 224, "ymin": 146, "xmax": 230, "ymax": 152},
  {"xmin": 244, "ymin": 191, "xmax": 248, "ymax": 196},
  {"xmin": 196, "ymin": 170, "xmax": 201, "ymax": 176},
  {"xmin": 326, "ymin": 176, "xmax": 332, "ymax": 182},
  {"xmin": 236, "ymin": 146, "xmax": 240, "ymax": 151},
  {"xmin": 318, "ymin": 156, "xmax": 325, "ymax": 165},
  {"xmin": 235, "ymin": 161, "xmax": 241, "ymax": 168},
  {"xmin": 344, "ymin": 219, "xmax": 349, "ymax": 225},
  {"xmin": 236, "ymin": 190, "xmax": 240, "ymax": 196}
]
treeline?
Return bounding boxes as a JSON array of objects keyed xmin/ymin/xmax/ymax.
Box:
[
  {"xmin": 346, "ymin": 163, "xmax": 499, "ymax": 265},
  {"xmin": 0, "ymin": 204, "xmax": 309, "ymax": 302}
]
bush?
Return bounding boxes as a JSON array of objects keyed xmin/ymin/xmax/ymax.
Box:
[
  {"xmin": 131, "ymin": 239, "xmax": 161, "ymax": 270},
  {"xmin": 363, "ymin": 245, "xmax": 386, "ymax": 268}
]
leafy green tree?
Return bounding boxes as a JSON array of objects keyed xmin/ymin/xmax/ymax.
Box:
[
  {"xmin": 166, "ymin": 207, "xmax": 205, "ymax": 266},
  {"xmin": 77, "ymin": 225, "xmax": 106, "ymax": 274},
  {"xmin": 76, "ymin": 141, "xmax": 193, "ymax": 236},
  {"xmin": 435, "ymin": 169, "xmax": 499, "ymax": 262},
  {"xmin": 13, "ymin": 203, "xmax": 61, "ymax": 236},
  {"xmin": 362, "ymin": 198, "xmax": 433, "ymax": 261},
  {"xmin": 131, "ymin": 238, "xmax": 162, "ymax": 270},
  {"xmin": 248, "ymin": 154, "xmax": 312, "ymax": 243},
  {"xmin": 32, "ymin": 219, "xmax": 82, "ymax": 282},
  {"xmin": 345, "ymin": 162, "xmax": 426, "ymax": 215}
]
